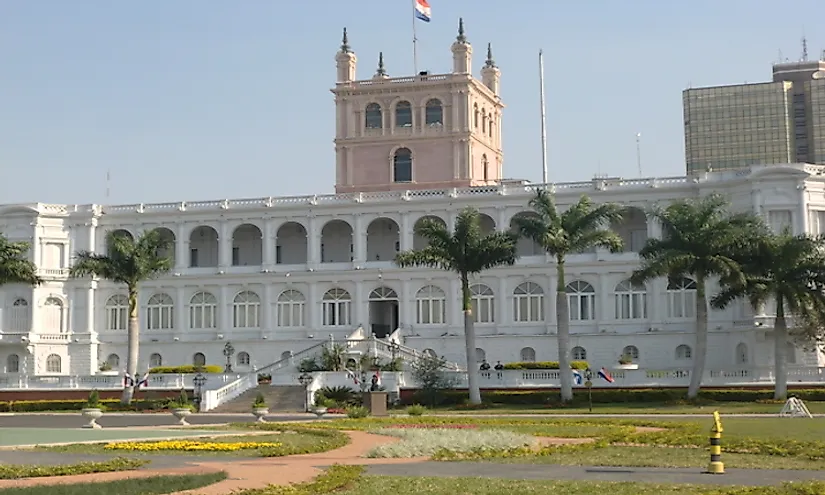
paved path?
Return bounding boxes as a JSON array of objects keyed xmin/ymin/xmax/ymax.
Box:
[
  {"xmin": 0, "ymin": 413, "xmax": 317, "ymax": 429},
  {"xmin": 365, "ymin": 461, "xmax": 825, "ymax": 487}
]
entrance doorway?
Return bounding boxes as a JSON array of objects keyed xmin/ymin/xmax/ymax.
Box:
[{"xmin": 368, "ymin": 287, "xmax": 399, "ymax": 339}]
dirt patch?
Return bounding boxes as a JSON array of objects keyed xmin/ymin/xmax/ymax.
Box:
[
  {"xmin": 535, "ymin": 437, "xmax": 596, "ymax": 447},
  {"xmin": 634, "ymin": 426, "xmax": 667, "ymax": 433}
]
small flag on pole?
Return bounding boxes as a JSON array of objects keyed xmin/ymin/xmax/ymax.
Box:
[
  {"xmin": 598, "ymin": 367, "xmax": 615, "ymax": 383},
  {"xmin": 414, "ymin": 0, "xmax": 431, "ymax": 22},
  {"xmin": 572, "ymin": 369, "xmax": 583, "ymax": 385},
  {"xmin": 136, "ymin": 372, "xmax": 150, "ymax": 389}
]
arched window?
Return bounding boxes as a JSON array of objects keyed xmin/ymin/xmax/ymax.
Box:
[
  {"xmin": 6, "ymin": 354, "xmax": 19, "ymax": 373},
  {"xmin": 567, "ymin": 281, "xmax": 596, "ymax": 321},
  {"xmin": 736, "ymin": 343, "xmax": 748, "ymax": 364},
  {"xmin": 149, "ymin": 353, "xmax": 163, "ymax": 368},
  {"xmin": 423, "ymin": 348, "xmax": 437, "ymax": 358},
  {"xmin": 416, "ymin": 285, "xmax": 446, "ymax": 324},
  {"xmin": 513, "ymin": 282, "xmax": 544, "ymax": 322},
  {"xmin": 233, "ymin": 291, "xmax": 261, "ymax": 328},
  {"xmin": 10, "ymin": 297, "xmax": 30, "ymax": 332},
  {"xmin": 46, "ymin": 354, "xmax": 61, "ymax": 373},
  {"xmin": 425, "ymin": 98, "xmax": 443, "ymax": 125},
  {"xmin": 277, "ymin": 290, "xmax": 305, "ymax": 327},
  {"xmin": 622, "ymin": 345, "xmax": 640, "ymax": 360},
  {"xmin": 475, "ymin": 348, "xmax": 486, "ymax": 363},
  {"xmin": 520, "ymin": 347, "xmax": 536, "ymax": 362},
  {"xmin": 193, "ymin": 352, "xmax": 206, "ymax": 367},
  {"xmin": 482, "ymin": 154, "xmax": 489, "ymax": 181},
  {"xmin": 147, "ymin": 293, "xmax": 174, "ymax": 330},
  {"xmin": 237, "ymin": 351, "xmax": 251, "ymax": 366},
  {"xmin": 473, "ymin": 103, "xmax": 479, "ymax": 128},
  {"xmin": 43, "ymin": 297, "xmax": 64, "ymax": 333},
  {"xmin": 615, "ymin": 280, "xmax": 647, "ymax": 320},
  {"xmin": 470, "ymin": 284, "xmax": 495, "ymax": 323},
  {"xmin": 395, "ymin": 101, "xmax": 412, "ymax": 127},
  {"xmin": 105, "ymin": 295, "xmax": 129, "ymax": 331},
  {"xmin": 481, "ymin": 109, "xmax": 487, "ymax": 133},
  {"xmin": 572, "ymin": 346, "xmax": 587, "ymax": 360},
  {"xmin": 322, "ymin": 288, "xmax": 351, "ymax": 327},
  {"xmin": 393, "ymin": 148, "xmax": 413, "ymax": 183},
  {"xmin": 365, "ymin": 103, "xmax": 383, "ymax": 129},
  {"xmin": 106, "ymin": 354, "xmax": 120, "ymax": 368},
  {"xmin": 675, "ymin": 345, "xmax": 692, "ymax": 360},
  {"xmin": 489, "ymin": 116, "xmax": 494, "ymax": 138},
  {"xmin": 189, "ymin": 291, "xmax": 217, "ymax": 329},
  {"xmin": 667, "ymin": 278, "xmax": 697, "ymax": 319}
]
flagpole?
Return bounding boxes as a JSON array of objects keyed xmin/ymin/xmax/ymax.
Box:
[
  {"xmin": 539, "ymin": 49, "xmax": 549, "ymax": 184},
  {"xmin": 412, "ymin": 0, "xmax": 419, "ymax": 74}
]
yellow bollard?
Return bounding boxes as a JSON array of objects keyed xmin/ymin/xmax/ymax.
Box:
[{"xmin": 706, "ymin": 410, "xmax": 725, "ymax": 474}]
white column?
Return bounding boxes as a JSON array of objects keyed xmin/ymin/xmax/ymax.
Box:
[
  {"xmin": 261, "ymin": 283, "xmax": 272, "ymax": 332},
  {"xmin": 308, "ymin": 283, "xmax": 319, "ymax": 329},
  {"xmin": 219, "ymin": 222, "xmax": 232, "ymax": 269},
  {"xmin": 646, "ymin": 215, "xmax": 662, "ymax": 240},
  {"xmin": 400, "ymin": 213, "xmax": 413, "ymax": 251},
  {"xmin": 798, "ymin": 181, "xmax": 809, "ymax": 235},
  {"xmin": 262, "ymin": 218, "xmax": 275, "ymax": 268},
  {"xmin": 447, "ymin": 212, "xmax": 457, "ymax": 233},
  {"xmin": 451, "ymin": 90, "xmax": 461, "ymax": 132},
  {"xmin": 401, "ymin": 279, "xmax": 412, "ymax": 327},
  {"xmin": 86, "ymin": 283, "xmax": 97, "ymax": 334},
  {"xmin": 175, "ymin": 287, "xmax": 186, "ymax": 332},
  {"xmin": 88, "ymin": 219, "xmax": 98, "ymax": 253},
  {"xmin": 175, "ymin": 223, "xmax": 188, "ymax": 271},
  {"xmin": 353, "ymin": 214, "xmax": 366, "ymax": 263},
  {"xmin": 353, "ymin": 280, "xmax": 365, "ymax": 329},
  {"xmin": 308, "ymin": 216, "xmax": 320, "ymax": 267},
  {"xmin": 220, "ymin": 285, "xmax": 230, "ymax": 332},
  {"xmin": 599, "ymin": 274, "xmax": 612, "ymax": 323},
  {"xmin": 496, "ymin": 206, "xmax": 507, "ymax": 232},
  {"xmin": 497, "ymin": 278, "xmax": 507, "ymax": 334}
]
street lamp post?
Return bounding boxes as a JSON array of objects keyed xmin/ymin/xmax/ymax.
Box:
[
  {"xmin": 298, "ymin": 372, "xmax": 312, "ymax": 412},
  {"xmin": 223, "ymin": 342, "xmax": 235, "ymax": 373},
  {"xmin": 584, "ymin": 368, "xmax": 594, "ymax": 413},
  {"xmin": 193, "ymin": 373, "xmax": 207, "ymax": 412}
]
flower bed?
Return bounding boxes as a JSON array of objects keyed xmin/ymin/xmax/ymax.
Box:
[
  {"xmin": 388, "ymin": 424, "xmax": 478, "ymax": 429},
  {"xmin": 366, "ymin": 427, "xmax": 536, "ymax": 458},
  {"xmin": 103, "ymin": 440, "xmax": 282, "ymax": 452}
]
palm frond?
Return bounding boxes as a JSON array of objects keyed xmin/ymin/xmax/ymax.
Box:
[
  {"xmin": 0, "ymin": 234, "xmax": 42, "ymax": 286},
  {"xmin": 70, "ymin": 229, "xmax": 173, "ymax": 286}
]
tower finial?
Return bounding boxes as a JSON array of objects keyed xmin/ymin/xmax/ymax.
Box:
[
  {"xmin": 341, "ymin": 27, "xmax": 351, "ymax": 53},
  {"xmin": 802, "ymin": 36, "xmax": 809, "ymax": 62},
  {"xmin": 376, "ymin": 52, "xmax": 387, "ymax": 76},
  {"xmin": 456, "ymin": 18, "xmax": 467, "ymax": 43},
  {"xmin": 485, "ymin": 42, "xmax": 496, "ymax": 68}
]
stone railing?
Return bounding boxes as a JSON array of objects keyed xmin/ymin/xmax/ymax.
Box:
[{"xmin": 0, "ymin": 373, "xmax": 239, "ymax": 391}]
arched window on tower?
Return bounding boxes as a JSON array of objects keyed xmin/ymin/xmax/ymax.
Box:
[
  {"xmin": 425, "ymin": 99, "xmax": 443, "ymax": 126},
  {"xmin": 481, "ymin": 108, "xmax": 487, "ymax": 133},
  {"xmin": 393, "ymin": 148, "xmax": 413, "ymax": 183},
  {"xmin": 482, "ymin": 154, "xmax": 489, "ymax": 181},
  {"xmin": 474, "ymin": 104, "xmax": 479, "ymax": 128},
  {"xmin": 365, "ymin": 103, "xmax": 383, "ymax": 129},
  {"xmin": 395, "ymin": 101, "xmax": 412, "ymax": 127}
]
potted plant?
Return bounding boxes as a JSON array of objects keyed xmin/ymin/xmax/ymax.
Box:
[
  {"xmin": 81, "ymin": 389, "xmax": 104, "ymax": 429},
  {"xmin": 169, "ymin": 389, "xmax": 194, "ymax": 426},
  {"xmin": 617, "ymin": 354, "xmax": 639, "ymax": 370},
  {"xmin": 98, "ymin": 362, "xmax": 118, "ymax": 376},
  {"xmin": 251, "ymin": 392, "xmax": 268, "ymax": 423},
  {"xmin": 313, "ymin": 397, "xmax": 335, "ymax": 418}
]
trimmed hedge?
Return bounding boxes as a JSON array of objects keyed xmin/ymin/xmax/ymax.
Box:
[
  {"xmin": 406, "ymin": 388, "xmax": 825, "ymax": 406},
  {"xmin": 502, "ymin": 361, "xmax": 589, "ymax": 370},
  {"xmin": 0, "ymin": 398, "xmax": 171, "ymax": 413},
  {"xmin": 148, "ymin": 365, "xmax": 223, "ymax": 374}
]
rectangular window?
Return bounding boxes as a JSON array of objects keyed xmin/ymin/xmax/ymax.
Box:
[
  {"xmin": 276, "ymin": 246, "xmax": 282, "ymax": 264},
  {"xmin": 232, "ymin": 247, "xmax": 240, "ymax": 266},
  {"xmin": 190, "ymin": 248, "xmax": 199, "ymax": 267}
]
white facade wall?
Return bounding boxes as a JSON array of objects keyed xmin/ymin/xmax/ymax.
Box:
[{"xmin": 1, "ymin": 164, "xmax": 825, "ymax": 377}]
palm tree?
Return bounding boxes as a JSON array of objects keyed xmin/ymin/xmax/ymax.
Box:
[
  {"xmin": 395, "ymin": 207, "xmax": 517, "ymax": 404},
  {"xmin": 630, "ymin": 193, "xmax": 763, "ymax": 399},
  {"xmin": 712, "ymin": 230, "xmax": 825, "ymax": 399},
  {"xmin": 0, "ymin": 233, "xmax": 42, "ymax": 286},
  {"xmin": 514, "ymin": 190, "xmax": 624, "ymax": 402},
  {"xmin": 70, "ymin": 230, "xmax": 173, "ymax": 404}
]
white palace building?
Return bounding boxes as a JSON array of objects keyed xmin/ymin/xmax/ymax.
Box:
[{"xmin": 1, "ymin": 25, "xmax": 824, "ymax": 393}]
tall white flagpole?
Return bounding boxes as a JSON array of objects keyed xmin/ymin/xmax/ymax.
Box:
[
  {"xmin": 412, "ymin": 0, "xmax": 419, "ymax": 74},
  {"xmin": 539, "ymin": 50, "xmax": 549, "ymax": 184}
]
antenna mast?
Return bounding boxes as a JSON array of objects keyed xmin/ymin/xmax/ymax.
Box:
[
  {"xmin": 105, "ymin": 169, "xmax": 110, "ymax": 201},
  {"xmin": 802, "ymin": 36, "xmax": 809, "ymax": 62},
  {"xmin": 539, "ymin": 50, "xmax": 548, "ymax": 184}
]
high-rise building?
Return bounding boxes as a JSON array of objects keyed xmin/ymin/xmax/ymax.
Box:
[{"xmin": 683, "ymin": 56, "xmax": 825, "ymax": 174}]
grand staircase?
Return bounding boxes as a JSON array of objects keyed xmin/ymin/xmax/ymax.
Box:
[{"xmin": 210, "ymin": 384, "xmax": 306, "ymax": 413}]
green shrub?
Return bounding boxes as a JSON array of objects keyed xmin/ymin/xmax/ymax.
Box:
[
  {"xmin": 501, "ymin": 361, "xmax": 589, "ymax": 370},
  {"xmin": 406, "ymin": 404, "xmax": 427, "ymax": 416},
  {"xmin": 253, "ymin": 392, "xmax": 267, "ymax": 409},
  {"xmin": 148, "ymin": 365, "xmax": 223, "ymax": 374},
  {"xmin": 0, "ymin": 399, "xmax": 169, "ymax": 413},
  {"xmin": 346, "ymin": 406, "xmax": 370, "ymax": 418},
  {"xmin": 0, "ymin": 457, "xmax": 147, "ymax": 479},
  {"xmin": 85, "ymin": 389, "xmax": 100, "ymax": 408}
]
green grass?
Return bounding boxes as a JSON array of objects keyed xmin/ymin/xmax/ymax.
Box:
[
  {"xmin": 0, "ymin": 458, "xmax": 147, "ymax": 480},
  {"xmin": 426, "ymin": 401, "xmax": 825, "ymax": 415},
  {"xmin": 0, "ymin": 472, "xmax": 227, "ymax": 495}
]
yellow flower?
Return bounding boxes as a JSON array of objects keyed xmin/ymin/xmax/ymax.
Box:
[{"xmin": 102, "ymin": 440, "xmax": 282, "ymax": 452}]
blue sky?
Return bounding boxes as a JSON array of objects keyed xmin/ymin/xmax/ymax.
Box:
[{"xmin": 0, "ymin": 1, "xmax": 821, "ymax": 205}]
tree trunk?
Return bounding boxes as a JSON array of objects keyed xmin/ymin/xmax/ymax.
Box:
[
  {"xmin": 555, "ymin": 258, "xmax": 573, "ymax": 402},
  {"xmin": 461, "ymin": 273, "xmax": 482, "ymax": 404},
  {"xmin": 773, "ymin": 296, "xmax": 788, "ymax": 400},
  {"xmin": 122, "ymin": 286, "xmax": 140, "ymax": 405},
  {"xmin": 687, "ymin": 276, "xmax": 708, "ymax": 399}
]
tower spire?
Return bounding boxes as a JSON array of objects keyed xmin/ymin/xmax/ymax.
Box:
[
  {"xmin": 375, "ymin": 52, "xmax": 387, "ymax": 77},
  {"xmin": 456, "ymin": 18, "xmax": 467, "ymax": 43},
  {"xmin": 341, "ymin": 27, "xmax": 351, "ymax": 53},
  {"xmin": 802, "ymin": 36, "xmax": 809, "ymax": 62},
  {"xmin": 485, "ymin": 43, "xmax": 496, "ymax": 68}
]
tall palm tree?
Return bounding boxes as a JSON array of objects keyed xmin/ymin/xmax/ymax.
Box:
[
  {"xmin": 0, "ymin": 233, "xmax": 42, "ymax": 286},
  {"xmin": 630, "ymin": 193, "xmax": 763, "ymax": 399},
  {"xmin": 70, "ymin": 230, "xmax": 173, "ymax": 404},
  {"xmin": 712, "ymin": 230, "xmax": 825, "ymax": 399},
  {"xmin": 395, "ymin": 207, "xmax": 517, "ymax": 404},
  {"xmin": 514, "ymin": 190, "xmax": 624, "ymax": 402}
]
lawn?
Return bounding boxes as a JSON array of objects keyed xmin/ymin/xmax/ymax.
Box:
[
  {"xmin": 427, "ymin": 401, "xmax": 825, "ymax": 415},
  {"xmin": 0, "ymin": 472, "xmax": 226, "ymax": 495}
]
